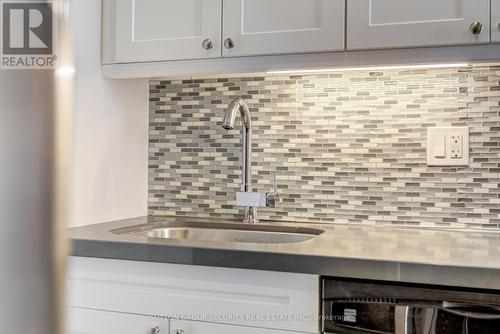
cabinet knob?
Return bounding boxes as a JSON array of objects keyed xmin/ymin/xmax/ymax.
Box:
[
  {"xmin": 176, "ymin": 330, "xmax": 184, "ymax": 334},
  {"xmin": 202, "ymin": 39, "xmax": 213, "ymax": 50},
  {"xmin": 224, "ymin": 37, "xmax": 235, "ymax": 49},
  {"xmin": 469, "ymin": 21, "xmax": 483, "ymax": 35},
  {"xmin": 151, "ymin": 326, "xmax": 160, "ymax": 334}
]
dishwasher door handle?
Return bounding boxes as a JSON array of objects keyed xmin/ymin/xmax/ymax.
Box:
[{"xmin": 441, "ymin": 301, "xmax": 500, "ymax": 319}]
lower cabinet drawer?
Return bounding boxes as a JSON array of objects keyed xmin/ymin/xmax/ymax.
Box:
[
  {"xmin": 67, "ymin": 308, "xmax": 308, "ymax": 334},
  {"xmin": 68, "ymin": 257, "xmax": 319, "ymax": 333},
  {"xmin": 170, "ymin": 319, "xmax": 299, "ymax": 334},
  {"xmin": 67, "ymin": 307, "xmax": 168, "ymax": 334}
]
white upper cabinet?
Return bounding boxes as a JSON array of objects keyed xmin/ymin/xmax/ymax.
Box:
[
  {"xmin": 347, "ymin": 0, "xmax": 491, "ymax": 50},
  {"xmin": 222, "ymin": 0, "xmax": 345, "ymax": 57},
  {"xmin": 101, "ymin": 0, "xmax": 500, "ymax": 77},
  {"xmin": 493, "ymin": 0, "xmax": 500, "ymax": 43},
  {"xmin": 102, "ymin": 0, "xmax": 222, "ymax": 63}
]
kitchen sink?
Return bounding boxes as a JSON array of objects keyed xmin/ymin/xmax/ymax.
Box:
[{"xmin": 109, "ymin": 221, "xmax": 324, "ymax": 244}]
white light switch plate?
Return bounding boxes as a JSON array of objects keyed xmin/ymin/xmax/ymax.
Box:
[{"xmin": 427, "ymin": 127, "xmax": 469, "ymax": 166}]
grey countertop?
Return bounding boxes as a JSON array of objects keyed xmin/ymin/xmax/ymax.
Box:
[{"xmin": 71, "ymin": 216, "xmax": 500, "ymax": 290}]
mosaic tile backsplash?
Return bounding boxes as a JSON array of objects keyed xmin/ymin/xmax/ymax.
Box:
[{"xmin": 149, "ymin": 64, "xmax": 500, "ymax": 229}]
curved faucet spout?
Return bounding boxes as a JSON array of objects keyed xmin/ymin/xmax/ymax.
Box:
[
  {"xmin": 222, "ymin": 98, "xmax": 251, "ymax": 130},
  {"xmin": 221, "ymin": 98, "xmax": 255, "ymax": 223}
]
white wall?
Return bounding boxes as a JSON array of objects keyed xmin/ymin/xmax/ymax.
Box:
[{"xmin": 68, "ymin": 0, "xmax": 149, "ymax": 227}]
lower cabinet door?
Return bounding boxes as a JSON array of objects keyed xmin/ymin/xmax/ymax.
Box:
[
  {"xmin": 170, "ymin": 320, "xmax": 295, "ymax": 334},
  {"xmin": 69, "ymin": 257, "xmax": 319, "ymax": 333},
  {"xmin": 67, "ymin": 307, "xmax": 168, "ymax": 334}
]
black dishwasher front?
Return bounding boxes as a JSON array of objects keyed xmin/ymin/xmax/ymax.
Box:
[{"xmin": 322, "ymin": 278, "xmax": 500, "ymax": 334}]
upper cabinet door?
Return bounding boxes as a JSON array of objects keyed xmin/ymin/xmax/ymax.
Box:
[
  {"xmin": 347, "ymin": 0, "xmax": 490, "ymax": 50},
  {"xmin": 493, "ymin": 0, "xmax": 500, "ymax": 43},
  {"xmin": 102, "ymin": 0, "xmax": 222, "ymax": 64},
  {"xmin": 222, "ymin": 0, "xmax": 345, "ymax": 57}
]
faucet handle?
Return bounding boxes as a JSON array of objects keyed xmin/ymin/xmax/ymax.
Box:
[{"xmin": 266, "ymin": 173, "xmax": 279, "ymax": 207}]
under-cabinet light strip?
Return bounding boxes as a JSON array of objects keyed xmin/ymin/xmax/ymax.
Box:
[{"xmin": 266, "ymin": 63, "xmax": 470, "ymax": 75}]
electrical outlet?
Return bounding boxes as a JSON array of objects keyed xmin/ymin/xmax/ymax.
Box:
[
  {"xmin": 450, "ymin": 135, "xmax": 463, "ymax": 158},
  {"xmin": 427, "ymin": 127, "xmax": 469, "ymax": 166}
]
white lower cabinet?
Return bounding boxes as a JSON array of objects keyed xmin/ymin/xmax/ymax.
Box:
[
  {"xmin": 67, "ymin": 257, "xmax": 319, "ymax": 334},
  {"xmin": 67, "ymin": 307, "xmax": 167, "ymax": 334},
  {"xmin": 67, "ymin": 307, "xmax": 299, "ymax": 334},
  {"xmin": 170, "ymin": 320, "xmax": 298, "ymax": 334}
]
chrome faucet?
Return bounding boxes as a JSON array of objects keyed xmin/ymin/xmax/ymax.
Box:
[
  {"xmin": 222, "ymin": 98, "xmax": 278, "ymax": 223},
  {"xmin": 222, "ymin": 98, "xmax": 254, "ymax": 222}
]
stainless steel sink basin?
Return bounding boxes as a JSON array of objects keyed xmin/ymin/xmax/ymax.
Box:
[{"xmin": 109, "ymin": 221, "xmax": 324, "ymax": 244}]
